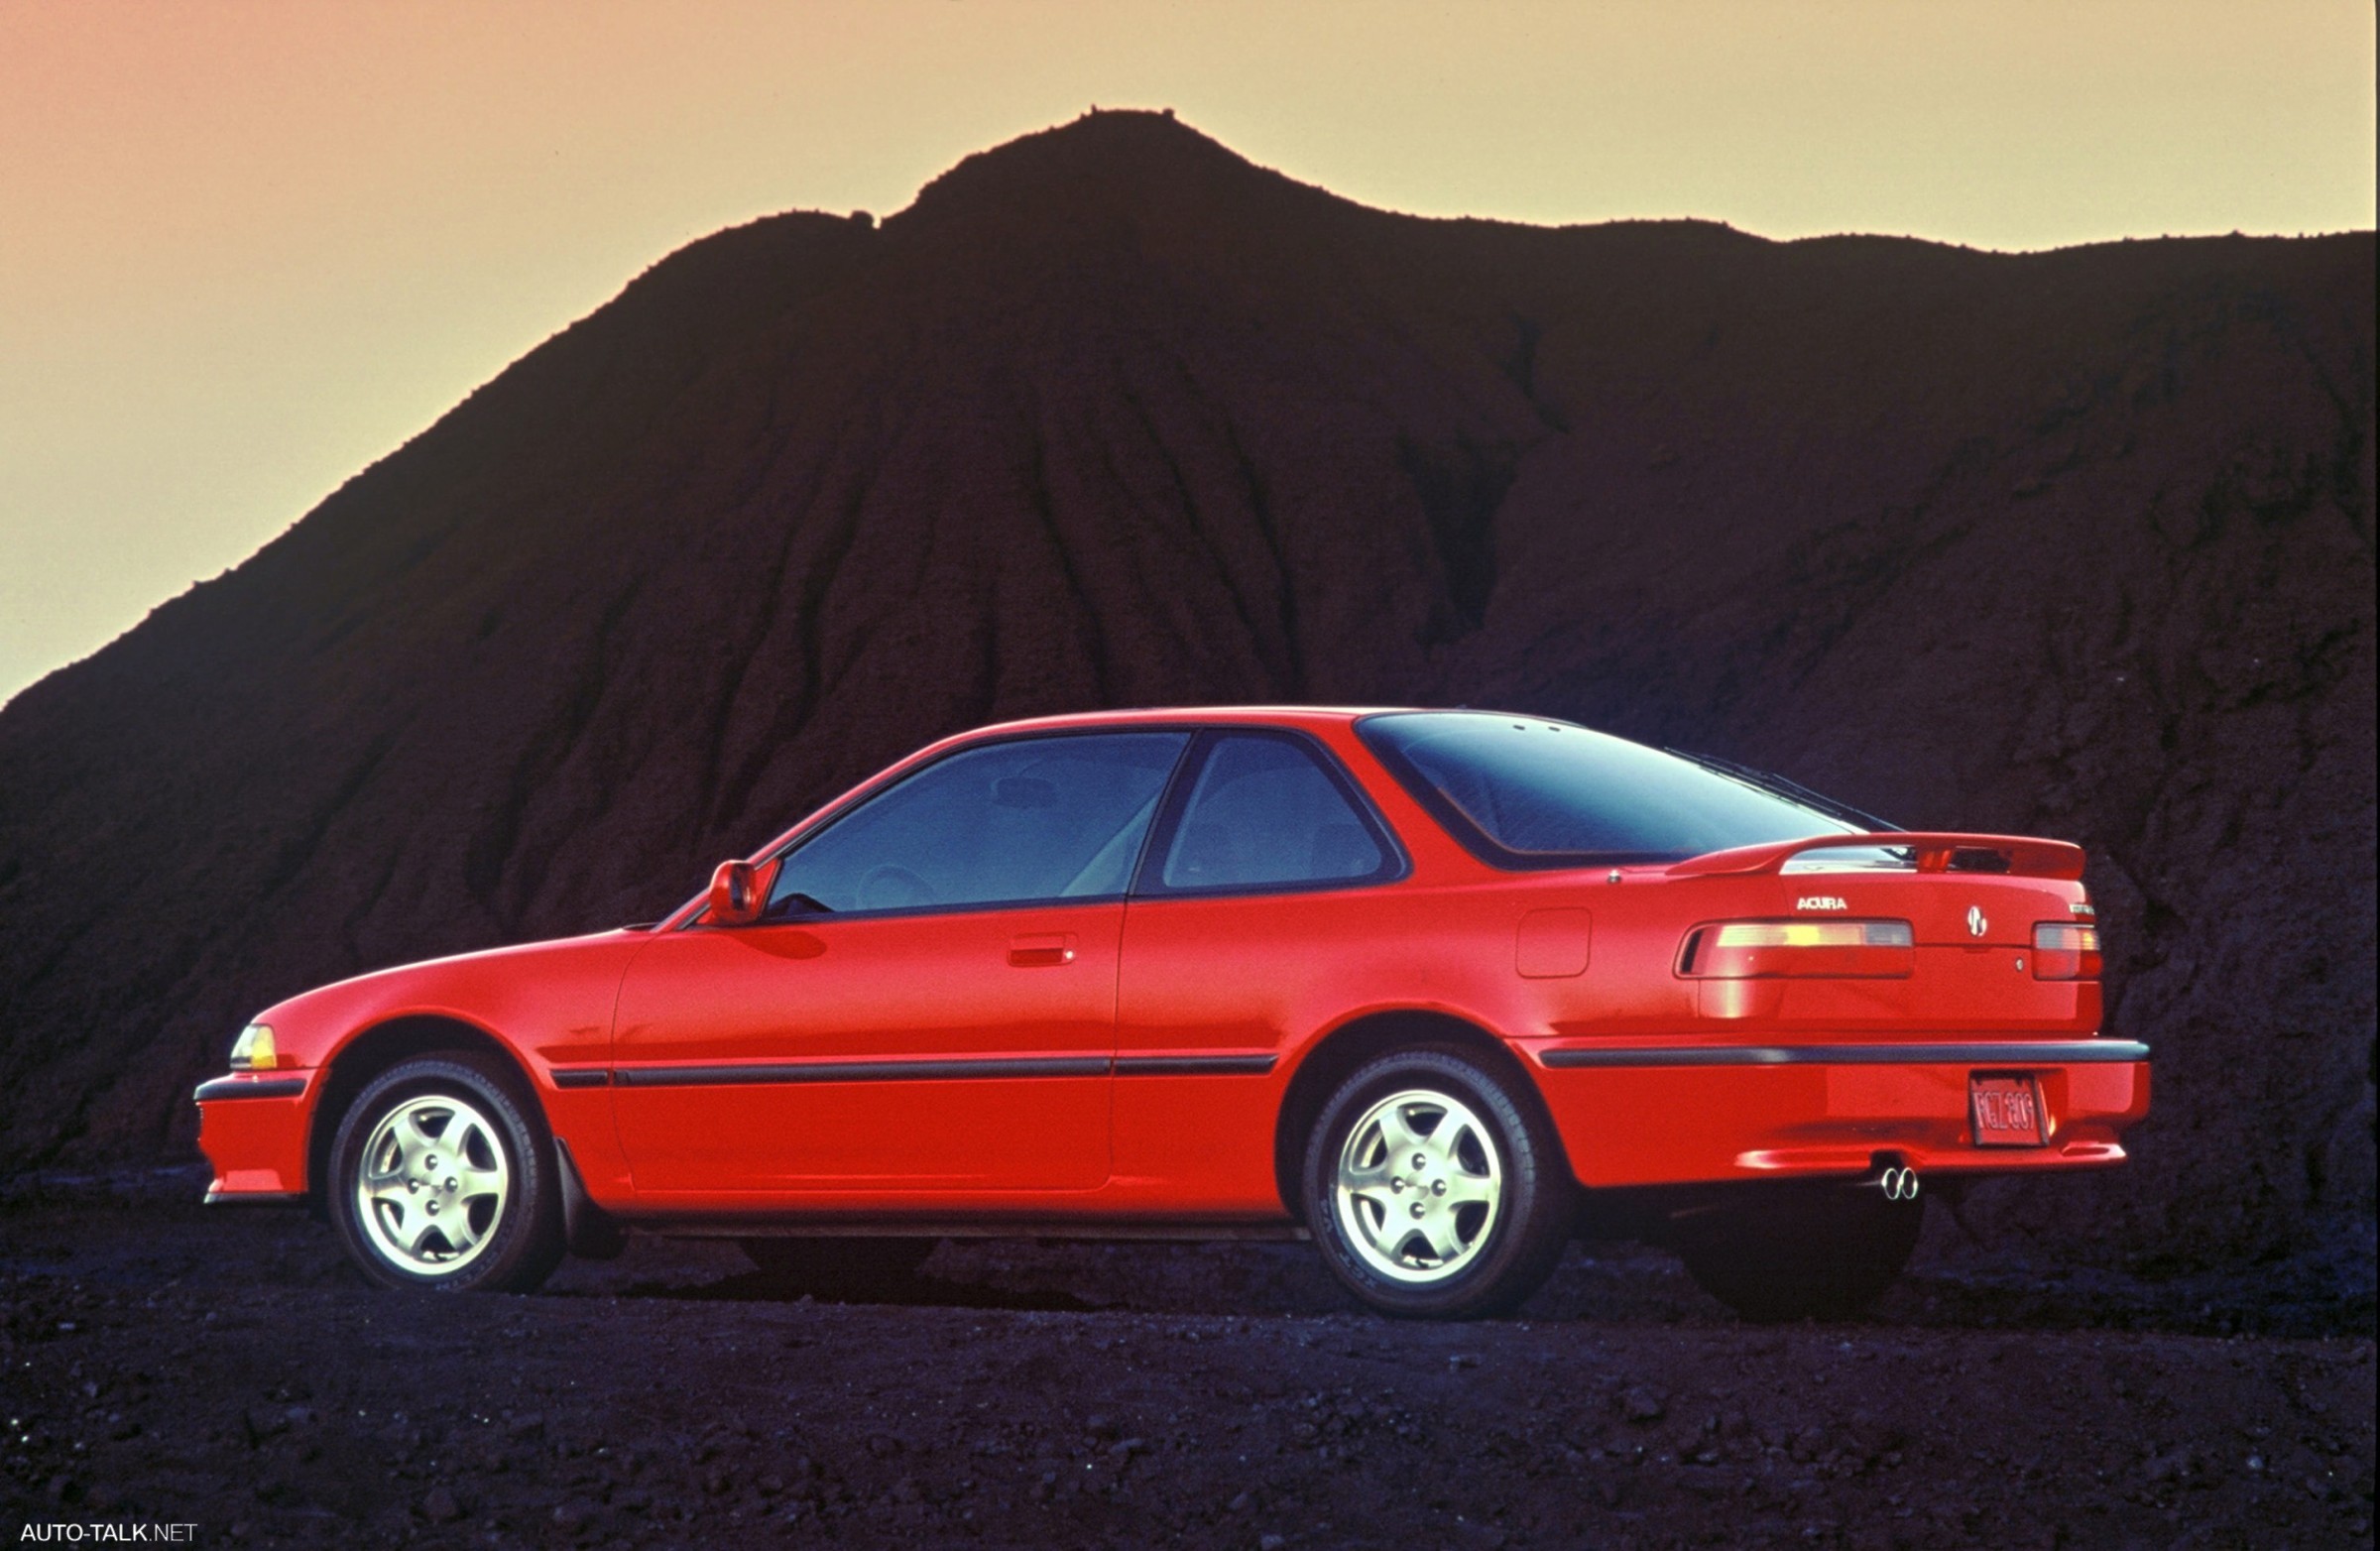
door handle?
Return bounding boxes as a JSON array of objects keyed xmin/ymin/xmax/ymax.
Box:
[{"xmin": 1008, "ymin": 933, "xmax": 1077, "ymax": 968}]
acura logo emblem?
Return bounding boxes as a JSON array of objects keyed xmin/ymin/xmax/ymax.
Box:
[{"xmin": 1966, "ymin": 904, "xmax": 1988, "ymax": 938}]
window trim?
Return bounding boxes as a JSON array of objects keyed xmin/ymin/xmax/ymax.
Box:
[
  {"xmin": 682, "ymin": 726, "xmax": 1199, "ymax": 928},
  {"xmin": 1129, "ymin": 727, "xmax": 1412, "ymax": 900}
]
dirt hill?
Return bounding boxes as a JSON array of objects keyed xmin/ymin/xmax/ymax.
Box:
[{"xmin": 0, "ymin": 111, "xmax": 2369, "ymax": 1270}]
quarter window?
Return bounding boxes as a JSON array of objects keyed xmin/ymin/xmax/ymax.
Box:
[
  {"xmin": 1151, "ymin": 733, "xmax": 1393, "ymax": 893},
  {"xmin": 768, "ymin": 732, "xmax": 1190, "ymax": 915}
]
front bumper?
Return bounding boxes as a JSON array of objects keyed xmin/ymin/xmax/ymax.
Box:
[
  {"xmin": 194, "ymin": 1070, "xmax": 316, "ymax": 1201},
  {"xmin": 1527, "ymin": 1038, "xmax": 2150, "ymax": 1188}
]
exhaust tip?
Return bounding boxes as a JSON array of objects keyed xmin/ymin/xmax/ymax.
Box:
[{"xmin": 1870, "ymin": 1162, "xmax": 1921, "ymax": 1202}]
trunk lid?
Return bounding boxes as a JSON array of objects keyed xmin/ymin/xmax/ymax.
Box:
[{"xmin": 1668, "ymin": 833, "xmax": 2100, "ymax": 1035}]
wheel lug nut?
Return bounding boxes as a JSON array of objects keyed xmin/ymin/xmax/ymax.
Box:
[
  {"xmin": 1412, "ymin": 1153, "xmax": 1427, "ymax": 1170},
  {"xmin": 1410, "ymin": 1202, "xmax": 1426, "ymax": 1219},
  {"xmin": 1433, "ymin": 1179, "xmax": 1448, "ymax": 1196},
  {"xmin": 1390, "ymin": 1177, "xmax": 1405, "ymax": 1192},
  {"xmin": 444, "ymin": 1177, "xmax": 458, "ymax": 1192},
  {"xmin": 425, "ymin": 1201, "xmax": 439, "ymax": 1215},
  {"xmin": 424, "ymin": 1156, "xmax": 437, "ymax": 1170}
]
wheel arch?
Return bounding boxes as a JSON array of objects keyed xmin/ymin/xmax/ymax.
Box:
[
  {"xmin": 304, "ymin": 1014, "xmax": 538, "ymax": 1214},
  {"xmin": 1271, "ymin": 1009, "xmax": 1563, "ymax": 1223}
]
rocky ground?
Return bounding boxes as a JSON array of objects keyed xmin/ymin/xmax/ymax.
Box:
[{"xmin": 1, "ymin": 1168, "xmax": 2370, "ymax": 1548}]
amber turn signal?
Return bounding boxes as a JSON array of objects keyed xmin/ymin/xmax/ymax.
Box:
[
  {"xmin": 1678, "ymin": 919, "xmax": 1915, "ymax": 979},
  {"xmin": 227, "ymin": 1022, "xmax": 277, "ymax": 1071}
]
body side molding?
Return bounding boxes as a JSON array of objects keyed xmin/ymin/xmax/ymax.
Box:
[
  {"xmin": 1113, "ymin": 1054, "xmax": 1277, "ymax": 1076},
  {"xmin": 613, "ymin": 1055, "xmax": 1113, "ymax": 1087},
  {"xmin": 1537, "ymin": 1039, "xmax": 2151, "ymax": 1069},
  {"xmin": 611, "ymin": 1052, "xmax": 1283, "ymax": 1086}
]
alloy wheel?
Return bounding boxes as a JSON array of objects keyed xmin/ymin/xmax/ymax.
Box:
[
  {"xmin": 1331, "ymin": 1087, "xmax": 1503, "ymax": 1283},
  {"xmin": 353, "ymin": 1094, "xmax": 512, "ymax": 1276}
]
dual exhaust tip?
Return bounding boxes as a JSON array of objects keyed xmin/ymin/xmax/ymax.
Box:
[{"xmin": 1867, "ymin": 1161, "xmax": 1922, "ymax": 1202}]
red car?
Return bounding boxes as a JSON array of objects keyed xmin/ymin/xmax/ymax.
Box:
[{"xmin": 196, "ymin": 708, "xmax": 2147, "ymax": 1319}]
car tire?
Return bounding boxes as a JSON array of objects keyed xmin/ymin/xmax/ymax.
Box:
[
  {"xmin": 1300, "ymin": 1045, "xmax": 1576, "ymax": 1319},
  {"xmin": 740, "ymin": 1237, "xmax": 938, "ymax": 1298},
  {"xmin": 1670, "ymin": 1181, "xmax": 1923, "ymax": 1322},
  {"xmin": 328, "ymin": 1053, "xmax": 566, "ymax": 1294}
]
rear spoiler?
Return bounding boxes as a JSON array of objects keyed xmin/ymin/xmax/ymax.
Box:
[{"xmin": 1666, "ymin": 831, "xmax": 2086, "ymax": 881}]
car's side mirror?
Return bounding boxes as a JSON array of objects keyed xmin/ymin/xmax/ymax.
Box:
[{"xmin": 706, "ymin": 858, "xmax": 777, "ymax": 926}]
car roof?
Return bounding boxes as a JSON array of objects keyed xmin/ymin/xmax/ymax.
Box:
[{"xmin": 952, "ymin": 705, "xmax": 1414, "ymax": 739}]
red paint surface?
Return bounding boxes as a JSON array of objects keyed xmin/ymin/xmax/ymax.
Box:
[{"xmin": 196, "ymin": 708, "xmax": 2147, "ymax": 1225}]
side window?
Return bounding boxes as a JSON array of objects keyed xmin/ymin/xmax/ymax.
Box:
[
  {"xmin": 769, "ymin": 732, "xmax": 1189, "ymax": 915},
  {"xmin": 1152, "ymin": 733, "xmax": 1392, "ymax": 894}
]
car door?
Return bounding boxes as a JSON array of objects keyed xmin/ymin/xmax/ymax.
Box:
[
  {"xmin": 1113, "ymin": 729, "xmax": 1409, "ymax": 1207},
  {"xmin": 611, "ymin": 729, "xmax": 1191, "ymax": 1199}
]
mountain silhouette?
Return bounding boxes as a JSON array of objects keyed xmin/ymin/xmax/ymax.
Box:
[{"xmin": 0, "ymin": 111, "xmax": 2369, "ymax": 1267}]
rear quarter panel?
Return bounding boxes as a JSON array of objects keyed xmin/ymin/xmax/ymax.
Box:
[
  {"xmin": 1112, "ymin": 844, "xmax": 2110, "ymax": 1208},
  {"xmin": 1113, "ymin": 871, "xmax": 1623, "ymax": 1211}
]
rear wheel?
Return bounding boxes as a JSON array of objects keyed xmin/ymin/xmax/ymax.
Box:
[
  {"xmin": 740, "ymin": 1237, "xmax": 937, "ymax": 1298},
  {"xmin": 328, "ymin": 1054, "xmax": 565, "ymax": 1293},
  {"xmin": 1670, "ymin": 1181, "xmax": 1922, "ymax": 1321},
  {"xmin": 1300, "ymin": 1046, "xmax": 1575, "ymax": 1319}
]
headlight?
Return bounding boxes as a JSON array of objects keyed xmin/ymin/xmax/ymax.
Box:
[{"xmin": 227, "ymin": 1023, "xmax": 278, "ymax": 1071}]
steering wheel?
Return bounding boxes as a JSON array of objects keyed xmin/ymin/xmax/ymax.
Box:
[{"xmin": 857, "ymin": 863, "xmax": 936, "ymax": 910}]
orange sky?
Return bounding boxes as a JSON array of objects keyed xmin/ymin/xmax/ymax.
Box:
[{"xmin": 1, "ymin": 0, "xmax": 2372, "ymax": 705}]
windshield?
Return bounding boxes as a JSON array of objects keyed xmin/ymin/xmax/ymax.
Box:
[{"xmin": 1356, "ymin": 712, "xmax": 1861, "ymax": 868}]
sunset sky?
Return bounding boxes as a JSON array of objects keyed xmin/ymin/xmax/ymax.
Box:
[{"xmin": 1, "ymin": 1, "xmax": 2372, "ymax": 706}]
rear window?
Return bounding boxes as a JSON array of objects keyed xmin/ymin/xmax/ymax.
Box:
[{"xmin": 1357, "ymin": 712, "xmax": 1858, "ymax": 868}]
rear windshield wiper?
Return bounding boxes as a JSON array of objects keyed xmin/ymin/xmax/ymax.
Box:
[{"xmin": 1663, "ymin": 748, "xmax": 1903, "ymax": 833}]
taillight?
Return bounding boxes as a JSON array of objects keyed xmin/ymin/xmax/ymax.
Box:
[
  {"xmin": 1678, "ymin": 920, "xmax": 1915, "ymax": 979},
  {"xmin": 2032, "ymin": 922, "xmax": 2101, "ymax": 980}
]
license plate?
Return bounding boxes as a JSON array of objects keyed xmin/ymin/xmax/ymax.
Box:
[{"xmin": 1970, "ymin": 1074, "xmax": 2045, "ymax": 1146}]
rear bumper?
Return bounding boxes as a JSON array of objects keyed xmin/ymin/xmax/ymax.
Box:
[
  {"xmin": 194, "ymin": 1072, "xmax": 315, "ymax": 1201},
  {"xmin": 1526, "ymin": 1039, "xmax": 2150, "ymax": 1188}
]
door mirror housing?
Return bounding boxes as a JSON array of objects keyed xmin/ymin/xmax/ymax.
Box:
[{"xmin": 706, "ymin": 858, "xmax": 778, "ymax": 926}]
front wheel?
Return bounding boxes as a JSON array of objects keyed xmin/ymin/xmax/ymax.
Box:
[
  {"xmin": 1300, "ymin": 1046, "xmax": 1576, "ymax": 1319},
  {"xmin": 328, "ymin": 1054, "xmax": 565, "ymax": 1293},
  {"xmin": 1669, "ymin": 1181, "xmax": 1923, "ymax": 1321}
]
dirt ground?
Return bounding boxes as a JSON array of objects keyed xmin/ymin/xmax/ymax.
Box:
[{"xmin": 1, "ymin": 1168, "xmax": 2371, "ymax": 1549}]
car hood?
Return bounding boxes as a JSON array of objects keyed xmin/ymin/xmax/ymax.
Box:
[{"xmin": 245, "ymin": 927, "xmax": 658, "ymax": 1071}]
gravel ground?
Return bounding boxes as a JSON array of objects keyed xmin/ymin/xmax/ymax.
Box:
[{"xmin": 1, "ymin": 1168, "xmax": 2371, "ymax": 1549}]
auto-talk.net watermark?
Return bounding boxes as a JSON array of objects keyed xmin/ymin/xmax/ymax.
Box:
[{"xmin": 17, "ymin": 1527, "xmax": 199, "ymax": 1544}]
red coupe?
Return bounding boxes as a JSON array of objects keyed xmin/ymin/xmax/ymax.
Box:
[{"xmin": 196, "ymin": 708, "xmax": 2147, "ymax": 1319}]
